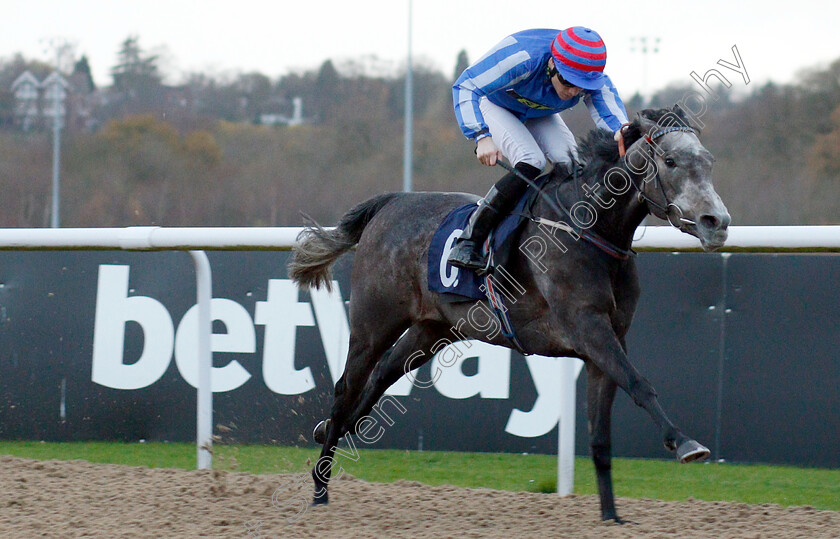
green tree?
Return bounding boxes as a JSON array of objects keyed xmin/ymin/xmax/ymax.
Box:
[
  {"xmin": 237, "ymin": 72, "xmax": 273, "ymax": 122},
  {"xmin": 72, "ymin": 55, "xmax": 96, "ymax": 92},
  {"xmin": 313, "ymin": 59, "xmax": 342, "ymax": 122},
  {"xmin": 101, "ymin": 114, "xmax": 181, "ymax": 183},
  {"xmin": 110, "ymin": 36, "xmax": 164, "ymax": 113},
  {"xmin": 807, "ymin": 106, "xmax": 840, "ymax": 180},
  {"xmin": 804, "ymin": 105, "xmax": 840, "ymax": 221},
  {"xmin": 186, "ymin": 73, "xmax": 246, "ymax": 122},
  {"xmin": 453, "ymin": 50, "xmax": 469, "ymax": 80}
]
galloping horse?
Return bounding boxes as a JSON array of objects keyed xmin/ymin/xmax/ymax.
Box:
[{"xmin": 288, "ymin": 106, "xmax": 730, "ymax": 522}]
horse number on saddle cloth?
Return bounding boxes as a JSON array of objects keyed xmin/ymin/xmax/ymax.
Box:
[{"xmin": 428, "ymin": 198, "xmax": 531, "ymax": 300}]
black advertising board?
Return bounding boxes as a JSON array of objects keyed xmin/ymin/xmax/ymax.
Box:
[{"xmin": 0, "ymin": 251, "xmax": 837, "ymax": 467}]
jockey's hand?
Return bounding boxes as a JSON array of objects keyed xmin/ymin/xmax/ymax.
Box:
[
  {"xmin": 614, "ymin": 123, "xmax": 631, "ymax": 156},
  {"xmin": 476, "ymin": 137, "xmax": 504, "ymax": 166}
]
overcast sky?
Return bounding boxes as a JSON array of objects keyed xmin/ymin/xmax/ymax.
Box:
[{"xmin": 4, "ymin": 1, "xmax": 839, "ymax": 97}]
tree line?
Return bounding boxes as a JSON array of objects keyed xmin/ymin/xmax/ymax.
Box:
[{"xmin": 0, "ymin": 36, "xmax": 838, "ymax": 227}]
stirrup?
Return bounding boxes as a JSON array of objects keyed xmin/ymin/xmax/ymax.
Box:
[
  {"xmin": 474, "ymin": 257, "xmax": 494, "ymax": 276},
  {"xmin": 450, "ymin": 257, "xmax": 493, "ymax": 276},
  {"xmin": 447, "ymin": 240, "xmax": 494, "ymax": 275}
]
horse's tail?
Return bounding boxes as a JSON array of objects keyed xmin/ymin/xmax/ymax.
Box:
[{"xmin": 288, "ymin": 193, "xmax": 404, "ymax": 291}]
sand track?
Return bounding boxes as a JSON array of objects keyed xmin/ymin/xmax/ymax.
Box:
[{"xmin": 1, "ymin": 456, "xmax": 838, "ymax": 538}]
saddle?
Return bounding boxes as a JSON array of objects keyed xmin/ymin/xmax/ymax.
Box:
[{"xmin": 427, "ymin": 173, "xmax": 552, "ymax": 300}]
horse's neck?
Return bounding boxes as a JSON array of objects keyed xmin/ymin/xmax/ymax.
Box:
[
  {"xmin": 548, "ymin": 165, "xmax": 649, "ymax": 251},
  {"xmin": 600, "ymin": 178, "xmax": 650, "ymax": 250}
]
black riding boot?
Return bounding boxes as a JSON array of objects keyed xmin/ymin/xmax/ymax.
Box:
[{"xmin": 448, "ymin": 162, "xmax": 541, "ymax": 272}]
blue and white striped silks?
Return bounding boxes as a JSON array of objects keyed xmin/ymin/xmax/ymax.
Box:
[{"xmin": 453, "ymin": 28, "xmax": 628, "ymax": 141}]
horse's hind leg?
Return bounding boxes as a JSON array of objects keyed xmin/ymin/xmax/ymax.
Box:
[
  {"xmin": 343, "ymin": 322, "xmax": 448, "ymax": 433},
  {"xmin": 311, "ymin": 324, "xmax": 408, "ymax": 505}
]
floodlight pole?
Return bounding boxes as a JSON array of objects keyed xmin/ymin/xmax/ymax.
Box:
[
  {"xmin": 50, "ymin": 50, "xmax": 63, "ymax": 228},
  {"xmin": 630, "ymin": 36, "xmax": 660, "ymax": 99},
  {"xmin": 402, "ymin": 0, "xmax": 413, "ymax": 192}
]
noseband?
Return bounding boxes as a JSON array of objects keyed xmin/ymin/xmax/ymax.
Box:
[{"xmin": 633, "ymin": 126, "xmax": 697, "ymax": 229}]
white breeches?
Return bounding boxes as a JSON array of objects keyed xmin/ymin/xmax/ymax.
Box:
[{"xmin": 479, "ymin": 97, "xmax": 578, "ymax": 170}]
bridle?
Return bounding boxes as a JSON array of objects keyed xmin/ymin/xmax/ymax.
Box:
[
  {"xmin": 498, "ymin": 125, "xmax": 699, "ymax": 260},
  {"xmin": 630, "ymin": 126, "xmax": 698, "ymax": 229},
  {"xmin": 499, "ymin": 160, "xmax": 634, "ymax": 260}
]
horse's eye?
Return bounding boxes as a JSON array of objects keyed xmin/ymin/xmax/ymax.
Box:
[{"xmin": 664, "ymin": 157, "xmax": 677, "ymax": 168}]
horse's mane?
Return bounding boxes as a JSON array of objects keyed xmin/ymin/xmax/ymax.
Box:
[{"xmin": 555, "ymin": 105, "xmax": 698, "ymax": 181}]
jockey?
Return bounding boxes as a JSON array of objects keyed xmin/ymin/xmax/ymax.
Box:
[{"xmin": 448, "ymin": 27, "xmax": 629, "ymax": 271}]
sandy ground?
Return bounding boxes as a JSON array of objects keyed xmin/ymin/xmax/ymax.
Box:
[{"xmin": 1, "ymin": 455, "xmax": 838, "ymax": 538}]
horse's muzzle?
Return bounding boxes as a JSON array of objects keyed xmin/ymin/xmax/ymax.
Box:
[{"xmin": 695, "ymin": 211, "xmax": 731, "ymax": 251}]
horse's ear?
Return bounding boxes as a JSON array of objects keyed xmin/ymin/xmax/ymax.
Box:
[
  {"xmin": 625, "ymin": 117, "xmax": 653, "ymax": 173},
  {"xmin": 635, "ymin": 111, "xmax": 659, "ymax": 137},
  {"xmin": 670, "ymin": 104, "xmax": 689, "ymax": 123},
  {"xmin": 620, "ymin": 117, "xmax": 644, "ymax": 149},
  {"xmin": 669, "ymin": 104, "xmax": 702, "ymax": 135},
  {"xmin": 621, "ymin": 111, "xmax": 660, "ymax": 171}
]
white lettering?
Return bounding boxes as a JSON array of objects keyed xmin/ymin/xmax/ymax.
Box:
[
  {"xmin": 89, "ymin": 266, "xmax": 580, "ymax": 441},
  {"xmin": 174, "ymin": 299, "xmax": 254, "ymax": 392},
  {"xmin": 310, "ymin": 281, "xmax": 349, "ymax": 385},
  {"xmin": 440, "ymin": 229, "xmax": 462, "ymax": 288},
  {"xmin": 91, "ymin": 265, "xmax": 174, "ymax": 390},
  {"xmin": 255, "ymin": 279, "xmax": 316, "ymax": 395},
  {"xmin": 519, "ymin": 235, "xmax": 549, "ymax": 272},
  {"xmin": 505, "ymin": 355, "xmax": 583, "ymax": 437},
  {"xmin": 717, "ymin": 45, "xmax": 750, "ymax": 84},
  {"xmin": 433, "ymin": 341, "xmax": 510, "ymax": 399},
  {"xmin": 690, "ymin": 67, "xmax": 732, "ymax": 98}
]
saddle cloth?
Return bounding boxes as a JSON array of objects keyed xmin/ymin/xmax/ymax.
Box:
[{"xmin": 427, "ymin": 179, "xmax": 545, "ymax": 300}]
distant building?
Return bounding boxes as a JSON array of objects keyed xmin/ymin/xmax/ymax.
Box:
[
  {"xmin": 10, "ymin": 69, "xmax": 102, "ymax": 132},
  {"xmin": 260, "ymin": 96, "xmax": 307, "ymax": 126},
  {"xmin": 11, "ymin": 71, "xmax": 41, "ymax": 131},
  {"xmin": 40, "ymin": 71, "xmax": 69, "ymax": 126}
]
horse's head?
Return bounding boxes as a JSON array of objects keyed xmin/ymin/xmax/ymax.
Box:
[{"xmin": 625, "ymin": 106, "xmax": 730, "ymax": 251}]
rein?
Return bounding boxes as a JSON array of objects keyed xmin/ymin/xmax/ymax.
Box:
[
  {"xmin": 498, "ymin": 125, "xmax": 697, "ymax": 260},
  {"xmin": 498, "ymin": 160, "xmax": 634, "ymax": 261}
]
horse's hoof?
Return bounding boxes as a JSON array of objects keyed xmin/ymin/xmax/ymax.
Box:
[
  {"xmin": 312, "ymin": 489, "xmax": 329, "ymax": 506},
  {"xmin": 676, "ymin": 439, "xmax": 710, "ymax": 463},
  {"xmin": 313, "ymin": 419, "xmax": 330, "ymax": 444},
  {"xmin": 601, "ymin": 512, "xmax": 633, "ymax": 525}
]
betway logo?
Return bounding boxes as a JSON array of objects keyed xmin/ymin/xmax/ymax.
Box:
[{"xmin": 90, "ymin": 264, "xmax": 581, "ymax": 438}]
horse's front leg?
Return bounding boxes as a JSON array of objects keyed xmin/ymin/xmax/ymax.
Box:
[
  {"xmin": 584, "ymin": 361, "xmax": 621, "ymax": 522},
  {"xmin": 576, "ymin": 313, "xmax": 710, "ymax": 461}
]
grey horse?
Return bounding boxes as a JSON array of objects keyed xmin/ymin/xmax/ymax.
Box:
[{"xmin": 288, "ymin": 105, "xmax": 730, "ymax": 522}]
